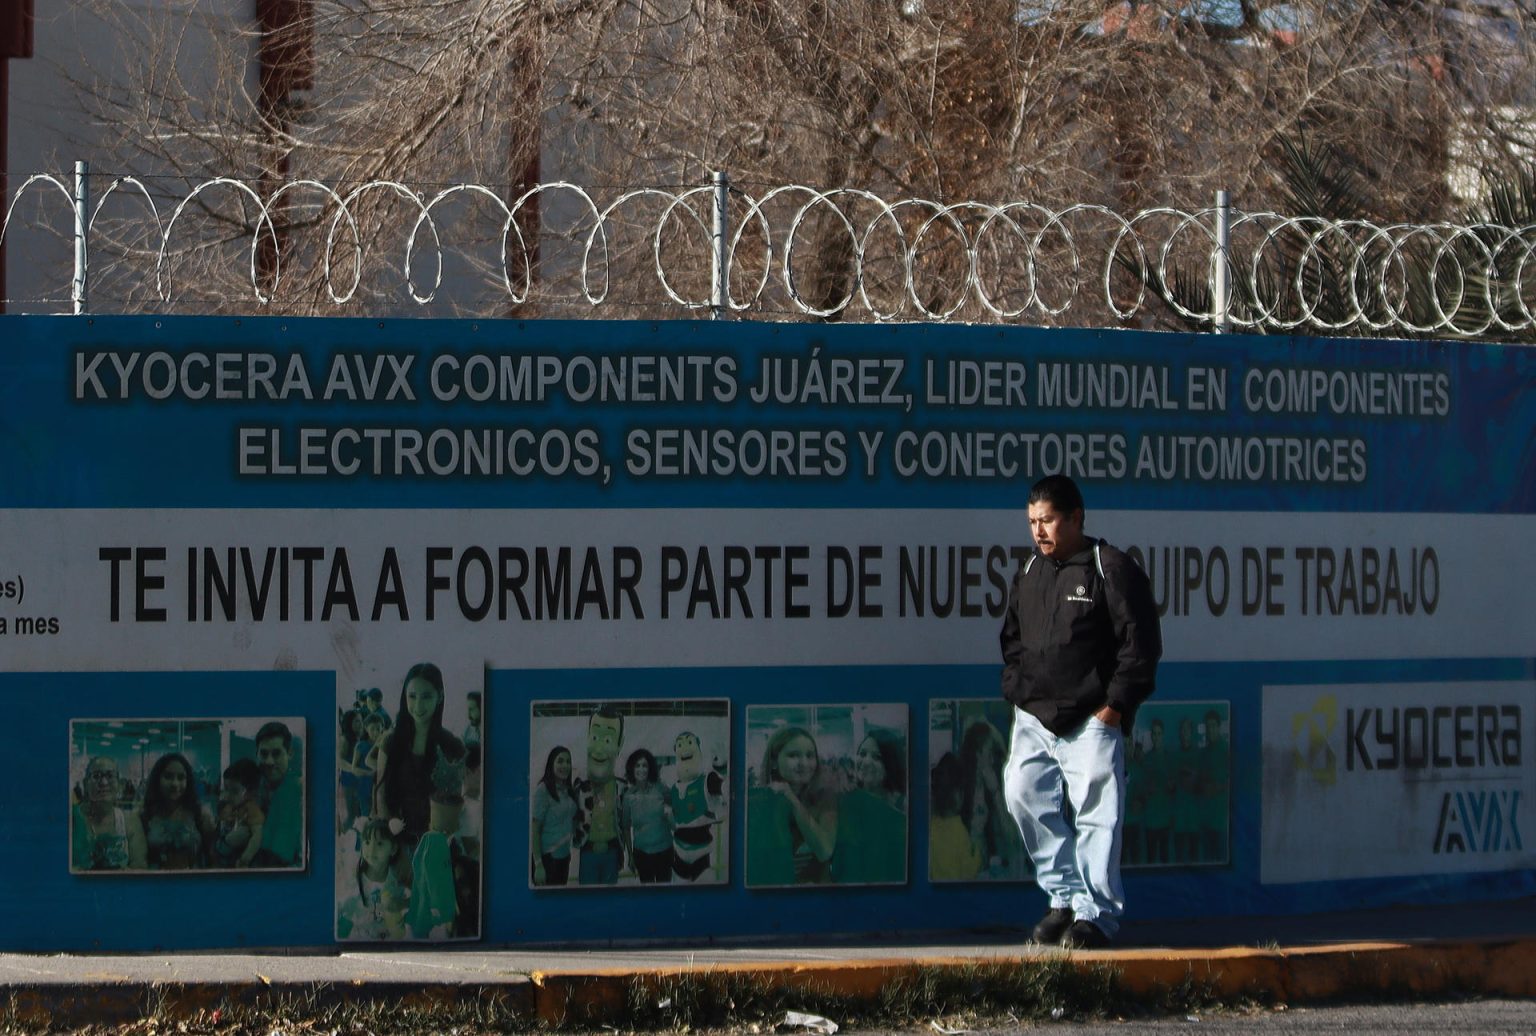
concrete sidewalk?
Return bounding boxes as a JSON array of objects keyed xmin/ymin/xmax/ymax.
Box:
[{"xmin": 4, "ymin": 899, "xmax": 1535, "ymax": 1028}]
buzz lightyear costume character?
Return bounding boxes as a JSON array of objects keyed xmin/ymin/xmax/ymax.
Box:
[{"xmin": 668, "ymin": 730, "xmax": 726, "ymax": 881}]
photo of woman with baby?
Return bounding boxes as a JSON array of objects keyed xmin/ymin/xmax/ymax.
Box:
[
  {"xmin": 744, "ymin": 703, "xmax": 909, "ymax": 888},
  {"xmin": 528, "ymin": 698, "xmax": 730, "ymax": 889},
  {"xmin": 68, "ymin": 717, "xmax": 307, "ymax": 874},
  {"xmin": 927, "ymin": 699, "xmax": 1031, "ymax": 883},
  {"xmin": 334, "ymin": 661, "xmax": 484, "ymax": 942}
]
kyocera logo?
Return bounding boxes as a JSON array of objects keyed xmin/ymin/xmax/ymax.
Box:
[
  {"xmin": 1291, "ymin": 695, "xmax": 1338, "ymax": 787},
  {"xmin": 1345, "ymin": 705, "xmax": 1522, "ymax": 772}
]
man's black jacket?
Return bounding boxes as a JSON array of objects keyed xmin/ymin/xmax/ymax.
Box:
[{"xmin": 999, "ymin": 538, "xmax": 1162, "ymax": 736}]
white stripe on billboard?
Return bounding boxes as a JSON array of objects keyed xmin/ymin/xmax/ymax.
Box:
[{"xmin": 1, "ymin": 508, "xmax": 1527, "ymax": 671}]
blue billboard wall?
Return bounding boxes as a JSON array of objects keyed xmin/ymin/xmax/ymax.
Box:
[{"xmin": 1, "ymin": 315, "xmax": 1533, "ymax": 950}]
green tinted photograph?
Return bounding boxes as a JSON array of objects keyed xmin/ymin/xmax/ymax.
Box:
[{"xmin": 1123, "ymin": 701, "xmax": 1231, "ymax": 868}]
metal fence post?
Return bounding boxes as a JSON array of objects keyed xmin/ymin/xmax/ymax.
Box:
[
  {"xmin": 711, "ymin": 170, "xmax": 730, "ymax": 320},
  {"xmin": 1213, "ymin": 189, "xmax": 1231, "ymax": 333},
  {"xmin": 72, "ymin": 161, "xmax": 89, "ymax": 315}
]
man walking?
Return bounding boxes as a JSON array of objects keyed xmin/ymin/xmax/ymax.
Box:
[{"xmin": 999, "ymin": 475, "xmax": 1162, "ymax": 948}]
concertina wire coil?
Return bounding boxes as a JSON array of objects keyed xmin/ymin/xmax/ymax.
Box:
[{"xmin": 4, "ymin": 172, "xmax": 1535, "ymax": 335}]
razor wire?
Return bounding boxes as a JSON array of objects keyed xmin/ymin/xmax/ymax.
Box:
[{"xmin": 5, "ymin": 170, "xmax": 1536, "ymax": 336}]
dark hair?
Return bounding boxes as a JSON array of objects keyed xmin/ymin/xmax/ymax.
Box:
[
  {"xmin": 385, "ymin": 663, "xmax": 446, "ymax": 754},
  {"xmin": 1027, "ymin": 474, "xmax": 1085, "ymax": 517},
  {"xmin": 930, "ymin": 752, "xmax": 964, "ymax": 817},
  {"xmin": 467, "ymin": 691, "xmax": 482, "ymax": 703},
  {"xmin": 1204, "ymin": 709, "xmax": 1222, "ymax": 726},
  {"xmin": 223, "ymin": 757, "xmax": 262, "ymax": 795},
  {"xmin": 340, "ymin": 710, "xmax": 363, "ymax": 756},
  {"xmin": 380, "ymin": 662, "xmax": 465, "ymax": 818},
  {"xmin": 142, "ymin": 752, "xmax": 201, "ymax": 819},
  {"xmin": 541, "ymin": 745, "xmax": 573, "ymax": 799},
  {"xmin": 760, "ymin": 726, "xmax": 838, "ymax": 834},
  {"xmin": 625, "ymin": 747, "xmax": 659, "ymax": 786},
  {"xmin": 356, "ymin": 818, "xmax": 402, "ymax": 897},
  {"xmin": 256, "ymin": 721, "xmax": 293, "ymax": 750},
  {"xmin": 589, "ymin": 705, "xmax": 624, "ymax": 741},
  {"xmin": 958, "ymin": 721, "xmax": 1004, "ymax": 855},
  {"xmin": 761, "ymin": 726, "xmax": 817, "ymax": 786},
  {"xmin": 859, "ymin": 728, "xmax": 907, "ymax": 796},
  {"xmin": 959, "ymin": 719, "xmax": 1001, "ymax": 772}
]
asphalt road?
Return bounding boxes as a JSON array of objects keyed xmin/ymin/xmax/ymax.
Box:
[{"xmin": 890, "ymin": 1000, "xmax": 1536, "ymax": 1034}]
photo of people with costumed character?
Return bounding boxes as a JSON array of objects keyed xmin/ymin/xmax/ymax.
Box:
[
  {"xmin": 530, "ymin": 698, "xmax": 730, "ymax": 888},
  {"xmin": 745, "ymin": 703, "xmax": 908, "ymax": 888},
  {"xmin": 69, "ymin": 716, "xmax": 307, "ymax": 874},
  {"xmin": 335, "ymin": 660, "xmax": 484, "ymax": 941}
]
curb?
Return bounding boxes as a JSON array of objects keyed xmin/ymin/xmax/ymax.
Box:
[
  {"xmin": 1100, "ymin": 939, "xmax": 1536, "ymax": 1003},
  {"xmin": 7, "ymin": 939, "xmax": 1535, "ymax": 1030},
  {"xmin": 529, "ymin": 938, "xmax": 1536, "ymax": 1024}
]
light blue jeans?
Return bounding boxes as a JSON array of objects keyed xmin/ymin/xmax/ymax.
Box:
[{"xmin": 1002, "ymin": 708, "xmax": 1127, "ymax": 935}]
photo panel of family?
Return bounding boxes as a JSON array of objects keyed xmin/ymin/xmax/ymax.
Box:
[
  {"xmin": 744, "ymin": 703, "xmax": 909, "ymax": 888},
  {"xmin": 529, "ymin": 699, "xmax": 730, "ymax": 888},
  {"xmin": 1123, "ymin": 701, "xmax": 1231, "ymax": 869},
  {"xmin": 927, "ymin": 699, "xmax": 1031, "ymax": 883},
  {"xmin": 334, "ymin": 663, "xmax": 484, "ymax": 942},
  {"xmin": 69, "ymin": 717, "xmax": 306, "ymax": 874}
]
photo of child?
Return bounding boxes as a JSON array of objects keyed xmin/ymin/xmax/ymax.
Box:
[{"xmin": 335, "ymin": 660, "xmax": 484, "ymax": 941}]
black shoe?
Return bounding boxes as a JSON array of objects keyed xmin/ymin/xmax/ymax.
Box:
[
  {"xmin": 1061, "ymin": 920, "xmax": 1111, "ymax": 949},
  {"xmin": 1030, "ymin": 907, "xmax": 1074, "ymax": 945}
]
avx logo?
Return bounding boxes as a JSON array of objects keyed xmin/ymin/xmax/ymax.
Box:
[{"xmin": 1432, "ymin": 789, "xmax": 1523, "ymax": 853}]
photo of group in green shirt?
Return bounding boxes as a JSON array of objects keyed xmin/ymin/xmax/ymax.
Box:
[{"xmin": 1123, "ymin": 701, "xmax": 1231, "ymax": 868}]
